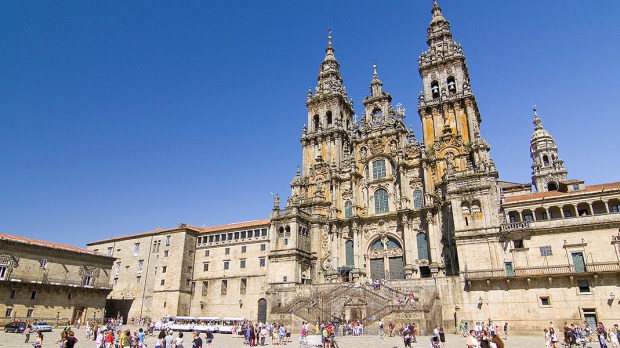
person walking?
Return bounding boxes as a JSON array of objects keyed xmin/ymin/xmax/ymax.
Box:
[
  {"xmin": 192, "ymin": 331, "xmax": 203, "ymax": 348},
  {"xmin": 24, "ymin": 325, "xmax": 32, "ymax": 343}
]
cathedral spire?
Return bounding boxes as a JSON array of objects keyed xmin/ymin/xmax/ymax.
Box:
[
  {"xmin": 312, "ymin": 28, "xmax": 348, "ymax": 99},
  {"xmin": 530, "ymin": 105, "xmax": 568, "ymax": 192}
]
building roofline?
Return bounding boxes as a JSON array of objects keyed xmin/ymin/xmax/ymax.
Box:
[
  {"xmin": 87, "ymin": 219, "xmax": 271, "ymax": 245},
  {"xmin": 504, "ymin": 181, "xmax": 620, "ymax": 204},
  {"xmin": 0, "ymin": 233, "xmax": 115, "ymax": 258}
]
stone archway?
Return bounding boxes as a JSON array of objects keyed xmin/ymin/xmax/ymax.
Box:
[{"xmin": 257, "ymin": 298, "xmax": 267, "ymax": 323}]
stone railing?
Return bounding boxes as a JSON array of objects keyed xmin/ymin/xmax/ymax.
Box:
[
  {"xmin": 499, "ymin": 221, "xmax": 531, "ymax": 232},
  {"xmin": 464, "ymin": 261, "xmax": 620, "ymax": 280},
  {"xmin": 2, "ymin": 274, "xmax": 112, "ymax": 289}
]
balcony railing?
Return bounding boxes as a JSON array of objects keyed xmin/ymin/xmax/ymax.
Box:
[
  {"xmin": 464, "ymin": 261, "xmax": 620, "ymax": 280},
  {"xmin": 1, "ymin": 274, "xmax": 112, "ymax": 290},
  {"xmin": 499, "ymin": 221, "xmax": 531, "ymax": 232}
]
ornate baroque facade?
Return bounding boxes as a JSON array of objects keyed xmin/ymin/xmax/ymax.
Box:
[{"xmin": 85, "ymin": 2, "xmax": 620, "ymax": 333}]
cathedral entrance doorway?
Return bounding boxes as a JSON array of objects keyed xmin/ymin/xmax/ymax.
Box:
[
  {"xmin": 257, "ymin": 299, "xmax": 267, "ymax": 323},
  {"xmin": 368, "ymin": 237, "xmax": 405, "ymax": 280}
]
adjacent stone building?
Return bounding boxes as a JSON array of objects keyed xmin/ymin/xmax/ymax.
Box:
[
  {"xmin": 85, "ymin": 1, "xmax": 619, "ymax": 333},
  {"xmin": 0, "ymin": 234, "xmax": 115, "ymax": 326}
]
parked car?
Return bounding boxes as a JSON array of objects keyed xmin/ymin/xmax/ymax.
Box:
[
  {"xmin": 4, "ymin": 321, "xmax": 27, "ymax": 333},
  {"xmin": 32, "ymin": 321, "xmax": 52, "ymax": 332}
]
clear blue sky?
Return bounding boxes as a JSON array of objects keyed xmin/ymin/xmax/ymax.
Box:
[{"xmin": 2, "ymin": 1, "xmax": 619, "ymax": 247}]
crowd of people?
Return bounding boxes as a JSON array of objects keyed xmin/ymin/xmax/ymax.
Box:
[
  {"xmin": 231, "ymin": 321, "xmax": 292, "ymax": 346},
  {"xmin": 460, "ymin": 319, "xmax": 506, "ymax": 348},
  {"xmin": 543, "ymin": 321, "xmax": 619, "ymax": 348}
]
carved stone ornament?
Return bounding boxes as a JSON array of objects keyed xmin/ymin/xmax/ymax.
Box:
[
  {"xmin": 368, "ymin": 138, "xmax": 385, "ymax": 155},
  {"xmin": 0, "ymin": 253, "xmax": 19, "ymax": 279},
  {"xmin": 79, "ymin": 265, "xmax": 101, "ymax": 278}
]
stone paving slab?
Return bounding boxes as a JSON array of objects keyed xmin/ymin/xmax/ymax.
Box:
[{"xmin": 0, "ymin": 326, "xmax": 603, "ymax": 347}]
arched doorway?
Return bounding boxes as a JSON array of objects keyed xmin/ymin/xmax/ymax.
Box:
[
  {"xmin": 257, "ymin": 299, "xmax": 267, "ymax": 323},
  {"xmin": 368, "ymin": 237, "xmax": 405, "ymax": 280}
]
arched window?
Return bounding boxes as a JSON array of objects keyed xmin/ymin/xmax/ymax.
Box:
[
  {"xmin": 447, "ymin": 76, "xmax": 456, "ymax": 94},
  {"xmin": 257, "ymin": 298, "xmax": 267, "ymax": 323},
  {"xmin": 431, "ymin": 81, "xmax": 440, "ymax": 99},
  {"xmin": 345, "ymin": 240, "xmax": 354, "ymax": 266},
  {"xmin": 344, "ymin": 201, "xmax": 353, "ymax": 218},
  {"xmin": 375, "ymin": 189, "xmax": 389, "ymax": 214},
  {"xmin": 326, "ymin": 111, "xmax": 333, "ymax": 126},
  {"xmin": 542, "ymin": 155, "xmax": 550, "ymax": 166},
  {"xmin": 372, "ymin": 159, "xmax": 386, "ymax": 179},
  {"xmin": 417, "ymin": 232, "xmax": 429, "ymax": 260},
  {"xmin": 313, "ymin": 114, "xmax": 320, "ymax": 132},
  {"xmin": 413, "ymin": 189, "xmax": 424, "ymax": 209},
  {"xmin": 471, "ymin": 200, "xmax": 481, "ymax": 214}
]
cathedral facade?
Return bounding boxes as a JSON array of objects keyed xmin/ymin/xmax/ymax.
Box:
[{"xmin": 85, "ymin": 2, "xmax": 620, "ymax": 333}]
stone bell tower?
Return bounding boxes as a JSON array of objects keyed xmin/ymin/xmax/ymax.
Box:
[
  {"xmin": 417, "ymin": 1, "xmax": 502, "ymax": 275},
  {"xmin": 530, "ymin": 105, "xmax": 568, "ymax": 192}
]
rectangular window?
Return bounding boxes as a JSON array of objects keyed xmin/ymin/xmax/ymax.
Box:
[
  {"xmin": 68, "ymin": 293, "xmax": 73, "ymax": 300},
  {"xmin": 82, "ymin": 275, "xmax": 92, "ymax": 286},
  {"xmin": 10, "ymin": 289, "xmax": 16, "ymax": 299},
  {"xmin": 107, "ymin": 247, "xmax": 113, "ymax": 255},
  {"xmin": 138, "ymin": 260, "xmax": 144, "ymax": 273},
  {"xmin": 113, "ymin": 278, "xmax": 118, "ymax": 286},
  {"xmin": 154, "ymin": 267, "xmax": 158, "ymax": 275},
  {"xmin": 26, "ymin": 309, "xmax": 34, "ymax": 318},
  {"xmin": 248, "ymin": 230, "xmax": 253, "ymax": 238},
  {"xmin": 160, "ymin": 279, "xmax": 165, "ymax": 286},
  {"xmin": 372, "ymin": 159, "xmax": 386, "ymax": 179},
  {"xmin": 202, "ymin": 281, "xmax": 209, "ymax": 296},
  {"xmin": 152, "ymin": 241, "xmax": 158, "ymax": 252},
  {"xmin": 133, "ymin": 243, "xmax": 140, "ymax": 256},
  {"xmin": 190, "ymin": 281, "xmax": 195, "ymax": 292},
  {"xmin": 240, "ymin": 259, "xmax": 246, "ymax": 269},
  {"xmin": 228, "ymin": 233, "xmax": 233, "ymax": 240},
  {"xmin": 186, "ymin": 266, "xmax": 192, "ymax": 274},
  {"xmin": 260, "ymin": 244, "xmax": 266, "ymax": 251},
  {"xmin": 225, "ymin": 247, "xmax": 230, "ymax": 255},
  {"xmin": 214, "ymin": 235, "xmax": 220, "ymax": 242},
  {"xmin": 224, "ymin": 261, "xmax": 230, "ymax": 270},
  {"xmin": 185, "ymin": 279, "xmax": 191, "ymax": 286},
  {"xmin": 235, "ymin": 232, "xmax": 240, "ymax": 239},
  {"xmin": 241, "ymin": 246, "xmax": 247, "ymax": 253},
  {"xmin": 115, "ymin": 262, "xmax": 121, "ymax": 276},
  {"xmin": 540, "ymin": 246, "xmax": 553, "ymax": 256},
  {"xmin": 31, "ymin": 291, "xmax": 37, "ymax": 300},
  {"xmin": 240, "ymin": 278, "xmax": 247, "ymax": 295},
  {"xmin": 0, "ymin": 266, "xmax": 6, "ymax": 280},
  {"xmin": 222, "ymin": 233, "xmax": 227, "ymax": 241},
  {"xmin": 283, "ymin": 276, "xmax": 287, "ymax": 282},
  {"xmin": 136, "ymin": 276, "xmax": 141, "ymax": 284},
  {"xmin": 162, "ymin": 266, "xmax": 167, "ymax": 273},
  {"xmin": 208, "ymin": 236, "xmax": 214, "ymax": 243},
  {"xmin": 205, "ymin": 250, "xmax": 210, "ymax": 257},
  {"xmin": 261, "ymin": 228, "xmax": 268, "ymax": 237},
  {"xmin": 165, "ymin": 235, "xmax": 171, "ymax": 246},
  {"xmin": 197, "ymin": 237, "xmax": 202, "ymax": 245},
  {"xmin": 221, "ymin": 280, "xmax": 228, "ymax": 295},
  {"xmin": 40, "ymin": 259, "xmax": 47, "ymax": 269},
  {"xmin": 259, "ymin": 257, "xmax": 266, "ymax": 267},
  {"xmin": 513, "ymin": 239, "xmax": 524, "ymax": 249},
  {"xmin": 5, "ymin": 308, "xmax": 13, "ymax": 317},
  {"xmin": 164, "ymin": 250, "xmax": 169, "ymax": 257},
  {"xmin": 240, "ymin": 230, "xmax": 246, "ymax": 239},
  {"xmin": 504, "ymin": 262, "xmax": 514, "ymax": 277},
  {"xmin": 509, "ymin": 216, "xmax": 516, "ymax": 223},
  {"xmin": 577, "ymin": 279, "xmax": 590, "ymax": 293},
  {"xmin": 540, "ymin": 296, "xmax": 550, "ymax": 306},
  {"xmin": 612, "ymin": 205, "xmax": 620, "ymax": 213},
  {"xmin": 203, "ymin": 262, "xmax": 210, "ymax": 272}
]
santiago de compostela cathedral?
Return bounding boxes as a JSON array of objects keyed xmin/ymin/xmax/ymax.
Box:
[{"xmin": 81, "ymin": 2, "xmax": 620, "ymax": 333}]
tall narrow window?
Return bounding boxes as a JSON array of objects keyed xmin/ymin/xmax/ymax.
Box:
[
  {"xmin": 413, "ymin": 189, "xmax": 424, "ymax": 209},
  {"xmin": 137, "ymin": 260, "xmax": 144, "ymax": 273},
  {"xmin": 133, "ymin": 243, "xmax": 140, "ymax": 256},
  {"xmin": 345, "ymin": 240, "xmax": 354, "ymax": 266},
  {"xmin": 313, "ymin": 114, "xmax": 320, "ymax": 132},
  {"xmin": 221, "ymin": 280, "xmax": 228, "ymax": 295},
  {"xmin": 259, "ymin": 257, "xmax": 266, "ymax": 267},
  {"xmin": 416, "ymin": 232, "xmax": 429, "ymax": 260},
  {"xmin": 375, "ymin": 189, "xmax": 389, "ymax": 213},
  {"xmin": 344, "ymin": 201, "xmax": 353, "ymax": 218},
  {"xmin": 372, "ymin": 160, "xmax": 386, "ymax": 179},
  {"xmin": 202, "ymin": 281, "xmax": 209, "ymax": 296},
  {"xmin": 240, "ymin": 278, "xmax": 247, "ymax": 295},
  {"xmin": 447, "ymin": 76, "xmax": 456, "ymax": 94},
  {"xmin": 165, "ymin": 235, "xmax": 171, "ymax": 246}
]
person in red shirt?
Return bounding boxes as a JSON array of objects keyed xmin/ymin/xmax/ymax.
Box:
[{"xmin": 105, "ymin": 329, "xmax": 115, "ymax": 348}]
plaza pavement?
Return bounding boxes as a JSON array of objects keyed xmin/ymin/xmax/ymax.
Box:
[{"xmin": 0, "ymin": 325, "xmax": 602, "ymax": 347}]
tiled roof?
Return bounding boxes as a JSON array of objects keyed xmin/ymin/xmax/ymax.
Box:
[
  {"xmin": 87, "ymin": 219, "xmax": 271, "ymax": 245},
  {"xmin": 504, "ymin": 182, "xmax": 620, "ymax": 204},
  {"xmin": 0, "ymin": 233, "xmax": 113, "ymax": 257}
]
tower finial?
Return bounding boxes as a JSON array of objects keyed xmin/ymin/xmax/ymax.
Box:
[
  {"xmin": 533, "ymin": 103, "xmax": 542, "ymax": 130},
  {"xmin": 328, "ymin": 27, "xmax": 333, "ymax": 46},
  {"xmin": 373, "ymin": 64, "xmax": 377, "ymax": 77}
]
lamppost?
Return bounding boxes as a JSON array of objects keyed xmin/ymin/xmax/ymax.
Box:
[{"xmin": 56, "ymin": 312, "xmax": 59, "ymax": 328}]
